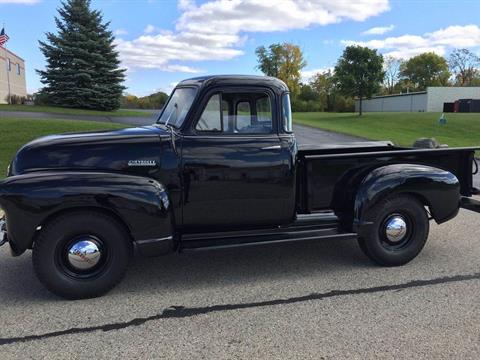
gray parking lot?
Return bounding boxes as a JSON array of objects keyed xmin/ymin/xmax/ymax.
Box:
[{"xmin": 0, "ymin": 120, "xmax": 478, "ymax": 359}]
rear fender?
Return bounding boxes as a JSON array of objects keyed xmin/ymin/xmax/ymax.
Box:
[
  {"xmin": 0, "ymin": 171, "xmax": 174, "ymax": 256},
  {"xmin": 353, "ymin": 164, "xmax": 460, "ymax": 230}
]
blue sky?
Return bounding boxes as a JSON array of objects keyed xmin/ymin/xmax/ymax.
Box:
[{"xmin": 1, "ymin": 0, "xmax": 480, "ymax": 96}]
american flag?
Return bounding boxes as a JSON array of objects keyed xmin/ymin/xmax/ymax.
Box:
[{"xmin": 0, "ymin": 28, "xmax": 9, "ymax": 47}]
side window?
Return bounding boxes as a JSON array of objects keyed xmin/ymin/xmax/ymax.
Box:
[
  {"xmin": 16, "ymin": 63, "xmax": 20, "ymax": 75},
  {"xmin": 282, "ymin": 93, "xmax": 293, "ymax": 132},
  {"xmin": 235, "ymin": 94, "xmax": 272, "ymax": 134},
  {"xmin": 196, "ymin": 94, "xmax": 222, "ymax": 132},
  {"xmin": 236, "ymin": 101, "xmax": 251, "ymax": 132},
  {"xmin": 196, "ymin": 92, "xmax": 273, "ymax": 135},
  {"xmin": 256, "ymin": 96, "xmax": 272, "ymax": 123}
]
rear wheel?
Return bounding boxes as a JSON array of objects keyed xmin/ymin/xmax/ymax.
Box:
[
  {"xmin": 358, "ymin": 194, "xmax": 429, "ymax": 266},
  {"xmin": 32, "ymin": 211, "xmax": 131, "ymax": 299}
]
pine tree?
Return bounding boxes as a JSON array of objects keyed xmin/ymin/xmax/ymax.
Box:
[{"xmin": 37, "ymin": 0, "xmax": 125, "ymax": 110}]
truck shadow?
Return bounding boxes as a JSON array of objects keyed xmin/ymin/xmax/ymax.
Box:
[
  {"xmin": 123, "ymin": 238, "xmax": 371, "ymax": 293},
  {"xmin": 0, "ymin": 238, "xmax": 370, "ymax": 301}
]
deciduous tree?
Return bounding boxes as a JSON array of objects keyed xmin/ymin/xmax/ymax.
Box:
[
  {"xmin": 310, "ymin": 70, "xmax": 335, "ymax": 111},
  {"xmin": 255, "ymin": 43, "xmax": 306, "ymax": 97},
  {"xmin": 449, "ymin": 48, "xmax": 480, "ymax": 86},
  {"xmin": 383, "ymin": 56, "xmax": 401, "ymax": 94},
  {"xmin": 334, "ymin": 46, "xmax": 384, "ymax": 116},
  {"xmin": 399, "ymin": 52, "xmax": 450, "ymax": 91}
]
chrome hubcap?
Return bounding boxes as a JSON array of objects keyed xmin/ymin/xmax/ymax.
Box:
[
  {"xmin": 385, "ymin": 215, "xmax": 408, "ymax": 243},
  {"xmin": 67, "ymin": 239, "xmax": 102, "ymax": 271}
]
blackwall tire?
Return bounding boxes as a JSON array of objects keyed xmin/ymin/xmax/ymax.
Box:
[
  {"xmin": 358, "ymin": 194, "xmax": 429, "ymax": 266},
  {"xmin": 32, "ymin": 211, "xmax": 131, "ymax": 300}
]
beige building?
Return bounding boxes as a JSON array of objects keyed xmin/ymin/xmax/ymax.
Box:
[
  {"xmin": 356, "ymin": 87, "xmax": 480, "ymax": 112},
  {"xmin": 0, "ymin": 48, "xmax": 27, "ymax": 104}
]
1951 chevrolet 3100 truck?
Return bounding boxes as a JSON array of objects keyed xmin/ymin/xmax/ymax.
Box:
[{"xmin": 1, "ymin": 75, "xmax": 479, "ymax": 299}]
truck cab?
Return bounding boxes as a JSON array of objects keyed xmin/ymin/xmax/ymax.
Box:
[
  {"xmin": 1, "ymin": 75, "xmax": 479, "ymax": 299},
  {"xmin": 161, "ymin": 76, "xmax": 297, "ymax": 231}
]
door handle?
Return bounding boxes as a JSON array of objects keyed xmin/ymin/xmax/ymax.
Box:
[{"xmin": 261, "ymin": 145, "xmax": 281, "ymax": 150}]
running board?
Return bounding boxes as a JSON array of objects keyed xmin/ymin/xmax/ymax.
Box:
[{"xmin": 180, "ymin": 213, "xmax": 357, "ymax": 252}]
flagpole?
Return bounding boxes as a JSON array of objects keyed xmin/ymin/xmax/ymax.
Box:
[
  {"xmin": 4, "ymin": 48, "xmax": 11, "ymax": 104},
  {"xmin": 3, "ymin": 24, "xmax": 11, "ymax": 104}
]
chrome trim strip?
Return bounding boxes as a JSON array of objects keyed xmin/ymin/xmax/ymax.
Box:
[
  {"xmin": 181, "ymin": 135, "xmax": 278, "ymax": 139},
  {"xmin": 135, "ymin": 236, "xmax": 173, "ymax": 245},
  {"xmin": 261, "ymin": 145, "xmax": 281, "ymax": 150}
]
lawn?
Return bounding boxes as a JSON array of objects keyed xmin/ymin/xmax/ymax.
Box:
[
  {"xmin": 294, "ymin": 112, "xmax": 480, "ymax": 149},
  {"xmin": 0, "ymin": 117, "xmax": 127, "ymax": 177},
  {"xmin": 0, "ymin": 104, "xmax": 152, "ymax": 117}
]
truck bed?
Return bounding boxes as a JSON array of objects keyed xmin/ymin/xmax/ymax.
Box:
[{"xmin": 297, "ymin": 142, "xmax": 479, "ymax": 213}]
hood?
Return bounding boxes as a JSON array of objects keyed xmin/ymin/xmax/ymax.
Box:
[{"xmin": 9, "ymin": 125, "xmax": 170, "ymax": 176}]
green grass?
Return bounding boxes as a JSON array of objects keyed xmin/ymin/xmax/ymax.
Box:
[
  {"xmin": 0, "ymin": 104, "xmax": 152, "ymax": 117},
  {"xmin": 293, "ymin": 112, "xmax": 480, "ymax": 149},
  {"xmin": 0, "ymin": 117, "xmax": 127, "ymax": 177}
]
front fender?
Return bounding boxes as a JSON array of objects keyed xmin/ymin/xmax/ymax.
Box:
[
  {"xmin": 354, "ymin": 164, "xmax": 460, "ymax": 228},
  {"xmin": 0, "ymin": 171, "xmax": 174, "ymax": 255}
]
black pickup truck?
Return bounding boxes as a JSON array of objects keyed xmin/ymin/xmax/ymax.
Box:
[{"xmin": 1, "ymin": 75, "xmax": 479, "ymax": 299}]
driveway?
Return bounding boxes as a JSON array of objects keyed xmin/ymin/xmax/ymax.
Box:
[
  {"xmin": 0, "ymin": 211, "xmax": 479, "ymax": 358},
  {"xmin": 0, "ymin": 113, "xmax": 478, "ymax": 358}
]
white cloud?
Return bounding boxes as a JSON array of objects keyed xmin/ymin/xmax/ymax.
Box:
[
  {"xmin": 0, "ymin": 0, "xmax": 39, "ymax": 3},
  {"xmin": 362, "ymin": 24, "xmax": 394, "ymax": 35},
  {"xmin": 166, "ymin": 81, "xmax": 179, "ymax": 94},
  {"xmin": 301, "ymin": 67, "xmax": 334, "ymax": 83},
  {"xmin": 144, "ymin": 24, "xmax": 157, "ymax": 34},
  {"xmin": 136, "ymin": 82, "xmax": 179, "ymax": 97},
  {"xmin": 117, "ymin": 0, "xmax": 390, "ymax": 72},
  {"xmin": 177, "ymin": 0, "xmax": 390, "ymax": 35},
  {"xmin": 343, "ymin": 24, "xmax": 480, "ymax": 59},
  {"xmin": 114, "ymin": 29, "xmax": 128, "ymax": 36},
  {"xmin": 178, "ymin": 0, "xmax": 194, "ymax": 11}
]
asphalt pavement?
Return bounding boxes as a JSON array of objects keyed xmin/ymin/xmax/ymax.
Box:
[{"xmin": 0, "ymin": 114, "xmax": 479, "ymax": 358}]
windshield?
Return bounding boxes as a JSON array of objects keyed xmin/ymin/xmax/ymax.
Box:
[{"xmin": 157, "ymin": 87, "xmax": 197, "ymax": 127}]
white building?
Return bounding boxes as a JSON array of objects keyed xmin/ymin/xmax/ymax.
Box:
[
  {"xmin": 356, "ymin": 87, "xmax": 480, "ymax": 112},
  {"xmin": 0, "ymin": 48, "xmax": 27, "ymax": 104}
]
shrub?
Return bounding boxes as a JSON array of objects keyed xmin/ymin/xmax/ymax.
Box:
[
  {"xmin": 33, "ymin": 91, "xmax": 51, "ymax": 106},
  {"xmin": 6, "ymin": 94, "xmax": 27, "ymax": 105},
  {"xmin": 291, "ymin": 99, "xmax": 324, "ymax": 112}
]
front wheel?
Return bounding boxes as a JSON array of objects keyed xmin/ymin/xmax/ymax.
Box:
[
  {"xmin": 358, "ymin": 194, "xmax": 429, "ymax": 266},
  {"xmin": 33, "ymin": 211, "xmax": 131, "ymax": 299}
]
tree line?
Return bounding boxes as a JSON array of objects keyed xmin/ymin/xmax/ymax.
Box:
[
  {"xmin": 120, "ymin": 92, "xmax": 169, "ymax": 109},
  {"xmin": 256, "ymin": 43, "xmax": 480, "ymax": 115}
]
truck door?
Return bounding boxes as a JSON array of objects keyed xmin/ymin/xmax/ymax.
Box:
[{"xmin": 181, "ymin": 88, "xmax": 294, "ymax": 232}]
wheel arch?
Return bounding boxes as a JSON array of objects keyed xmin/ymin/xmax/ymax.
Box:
[
  {"xmin": 353, "ymin": 163, "xmax": 460, "ymax": 231},
  {"xmin": 0, "ymin": 171, "xmax": 175, "ymax": 256},
  {"xmin": 34, "ymin": 206, "xmax": 134, "ymax": 246}
]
